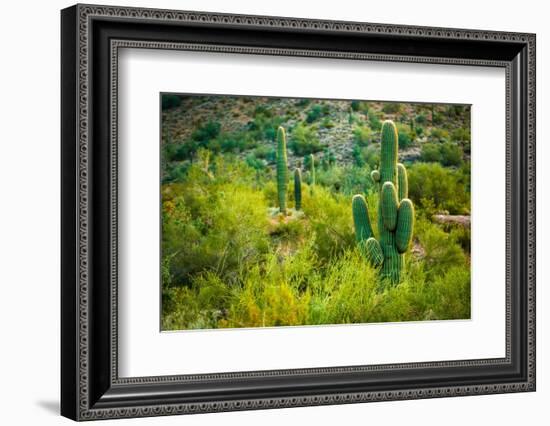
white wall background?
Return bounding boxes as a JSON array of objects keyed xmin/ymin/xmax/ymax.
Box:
[{"xmin": 0, "ymin": 0, "xmax": 546, "ymax": 424}]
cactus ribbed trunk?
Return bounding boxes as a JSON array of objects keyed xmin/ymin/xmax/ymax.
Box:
[
  {"xmin": 310, "ymin": 154, "xmax": 315, "ymax": 186},
  {"xmin": 352, "ymin": 120, "xmax": 414, "ymax": 284},
  {"xmin": 294, "ymin": 168, "xmax": 302, "ymax": 210},
  {"xmin": 276, "ymin": 127, "xmax": 288, "ymax": 214}
]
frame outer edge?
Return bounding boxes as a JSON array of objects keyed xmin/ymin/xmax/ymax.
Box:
[{"xmin": 65, "ymin": 4, "xmax": 536, "ymax": 421}]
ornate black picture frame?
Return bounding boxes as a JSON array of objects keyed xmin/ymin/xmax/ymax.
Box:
[{"xmin": 61, "ymin": 4, "xmax": 536, "ymax": 421}]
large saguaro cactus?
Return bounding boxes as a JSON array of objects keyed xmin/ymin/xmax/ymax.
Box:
[
  {"xmin": 352, "ymin": 120, "xmax": 414, "ymax": 283},
  {"xmin": 276, "ymin": 126, "xmax": 288, "ymax": 214}
]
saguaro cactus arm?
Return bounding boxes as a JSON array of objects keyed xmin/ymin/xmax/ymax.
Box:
[
  {"xmin": 380, "ymin": 182, "xmax": 399, "ymax": 231},
  {"xmin": 397, "ymin": 163, "xmax": 408, "ymax": 201},
  {"xmin": 352, "ymin": 194, "xmax": 374, "ymax": 241},
  {"xmin": 395, "ymin": 199, "xmax": 414, "ymax": 253},
  {"xmin": 361, "ymin": 237, "xmax": 384, "ymax": 266}
]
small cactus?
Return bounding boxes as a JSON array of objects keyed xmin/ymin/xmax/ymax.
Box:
[
  {"xmin": 309, "ymin": 154, "xmax": 316, "ymax": 186},
  {"xmin": 352, "ymin": 120, "xmax": 415, "ymax": 284},
  {"xmin": 294, "ymin": 168, "xmax": 302, "ymax": 210},
  {"xmin": 276, "ymin": 126, "xmax": 288, "ymax": 214}
]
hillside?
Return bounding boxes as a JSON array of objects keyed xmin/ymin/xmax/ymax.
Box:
[{"xmin": 161, "ymin": 95, "xmax": 471, "ymax": 183}]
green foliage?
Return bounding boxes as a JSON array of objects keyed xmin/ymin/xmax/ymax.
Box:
[
  {"xmin": 305, "ymin": 104, "xmax": 329, "ymax": 123},
  {"xmin": 440, "ymin": 142, "xmax": 463, "ymax": 167},
  {"xmin": 432, "ymin": 112, "xmax": 444, "ymax": 125},
  {"xmin": 352, "ymin": 144, "xmax": 365, "ymax": 167},
  {"xmin": 162, "ymin": 94, "xmax": 181, "ymax": 110},
  {"xmin": 398, "ymin": 130, "xmax": 412, "ymax": 149},
  {"xmin": 369, "ymin": 113, "xmax": 382, "ymax": 131},
  {"xmin": 421, "ymin": 142, "xmax": 463, "ymax": 167},
  {"xmin": 363, "ymin": 145, "xmax": 381, "ymax": 169},
  {"xmin": 451, "ymin": 127, "xmax": 471, "ymax": 143},
  {"xmin": 289, "ymin": 123, "xmax": 322, "ymax": 156},
  {"xmin": 321, "ymin": 117, "xmax": 335, "ymax": 129},
  {"xmin": 192, "ymin": 121, "xmax": 221, "ymax": 143},
  {"xmin": 162, "ymin": 156, "xmax": 271, "ymax": 288},
  {"xmin": 253, "ymin": 145, "xmax": 275, "ymax": 161},
  {"xmin": 353, "ymin": 125, "xmax": 372, "ymax": 146},
  {"xmin": 421, "ymin": 143, "xmax": 442, "ymax": 163},
  {"xmin": 447, "ymin": 104, "xmax": 467, "ymax": 117},
  {"xmin": 301, "ymin": 185, "xmax": 355, "ymax": 262},
  {"xmin": 414, "ymin": 217, "xmax": 467, "ymax": 279},
  {"xmin": 408, "ymin": 162, "xmax": 470, "ymax": 214},
  {"xmin": 351, "ymin": 100, "xmax": 369, "ymax": 114},
  {"xmin": 245, "ymin": 154, "xmax": 266, "ymax": 171},
  {"xmin": 161, "ymin": 96, "xmax": 472, "ymax": 330},
  {"xmin": 382, "ymin": 103, "xmax": 402, "ymax": 114},
  {"xmin": 430, "ymin": 127, "xmax": 449, "ymax": 142},
  {"xmin": 415, "ymin": 113, "xmax": 427, "ymax": 125}
]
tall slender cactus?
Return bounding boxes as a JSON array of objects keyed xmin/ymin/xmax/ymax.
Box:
[
  {"xmin": 294, "ymin": 168, "xmax": 302, "ymax": 210},
  {"xmin": 309, "ymin": 154, "xmax": 316, "ymax": 186},
  {"xmin": 352, "ymin": 120, "xmax": 415, "ymax": 283},
  {"xmin": 276, "ymin": 126, "xmax": 288, "ymax": 214}
]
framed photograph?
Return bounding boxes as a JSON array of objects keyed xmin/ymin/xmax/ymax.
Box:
[{"xmin": 61, "ymin": 4, "xmax": 536, "ymax": 421}]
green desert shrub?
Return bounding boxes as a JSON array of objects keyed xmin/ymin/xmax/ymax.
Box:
[
  {"xmin": 321, "ymin": 117, "xmax": 335, "ymax": 129},
  {"xmin": 253, "ymin": 145, "xmax": 275, "ymax": 160},
  {"xmin": 162, "ymin": 162, "xmax": 190, "ymax": 183},
  {"xmin": 306, "ymin": 104, "xmax": 325, "ymax": 123},
  {"xmin": 340, "ymin": 165, "xmax": 374, "ymax": 196},
  {"xmin": 290, "ymin": 123, "xmax": 322, "ymax": 155},
  {"xmin": 408, "ymin": 162, "xmax": 470, "ymax": 214},
  {"xmin": 316, "ymin": 165, "xmax": 344, "ymax": 192},
  {"xmin": 432, "ymin": 112, "xmax": 445, "ymax": 126},
  {"xmin": 430, "ymin": 127, "xmax": 449, "ymax": 142},
  {"xmin": 245, "ymin": 154, "xmax": 266, "ymax": 171},
  {"xmin": 352, "ymin": 144, "xmax": 365, "ymax": 167},
  {"xmin": 363, "ymin": 145, "xmax": 380, "ymax": 170},
  {"xmin": 446, "ymin": 104, "xmax": 467, "ymax": 117},
  {"xmin": 369, "ymin": 113, "xmax": 382, "ymax": 131},
  {"xmin": 415, "ymin": 113, "xmax": 427, "ymax": 125},
  {"xmin": 396, "ymin": 124, "xmax": 413, "ymax": 149},
  {"xmin": 162, "ymin": 156, "xmax": 271, "ymax": 286},
  {"xmin": 439, "ymin": 142, "xmax": 463, "ymax": 167},
  {"xmin": 451, "ymin": 127, "xmax": 471, "ymax": 143},
  {"xmin": 421, "ymin": 143, "xmax": 442, "ymax": 163},
  {"xmin": 161, "ymin": 94, "xmax": 181, "ymax": 110},
  {"xmin": 353, "ymin": 125, "xmax": 372, "ymax": 146},
  {"xmin": 301, "ymin": 185, "xmax": 356, "ymax": 262},
  {"xmin": 247, "ymin": 107, "xmax": 285, "ymax": 141},
  {"xmin": 382, "ymin": 103, "xmax": 402, "ymax": 114},
  {"xmin": 429, "ymin": 266, "xmax": 470, "ymax": 320},
  {"xmin": 421, "ymin": 141, "xmax": 463, "ymax": 167},
  {"xmin": 414, "ymin": 217, "xmax": 467, "ymax": 279},
  {"xmin": 192, "ymin": 121, "xmax": 221, "ymax": 143}
]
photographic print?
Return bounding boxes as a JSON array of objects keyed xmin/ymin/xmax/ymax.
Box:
[{"xmin": 160, "ymin": 94, "xmax": 471, "ymax": 331}]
